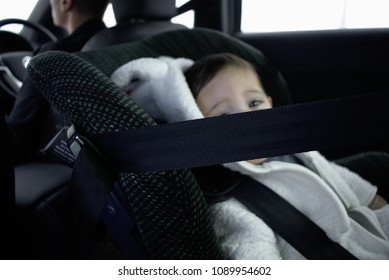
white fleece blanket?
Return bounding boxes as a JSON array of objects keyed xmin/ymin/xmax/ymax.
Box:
[{"xmin": 111, "ymin": 57, "xmax": 389, "ymax": 259}]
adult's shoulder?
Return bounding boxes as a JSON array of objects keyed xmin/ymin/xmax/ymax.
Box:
[{"xmin": 34, "ymin": 19, "xmax": 106, "ymax": 54}]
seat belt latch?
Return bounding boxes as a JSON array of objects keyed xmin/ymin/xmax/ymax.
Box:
[{"xmin": 67, "ymin": 124, "xmax": 84, "ymax": 158}]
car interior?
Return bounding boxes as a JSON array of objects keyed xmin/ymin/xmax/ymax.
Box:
[{"xmin": 1, "ymin": 0, "xmax": 389, "ymax": 260}]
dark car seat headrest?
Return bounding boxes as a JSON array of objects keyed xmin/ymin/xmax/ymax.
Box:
[
  {"xmin": 82, "ymin": 0, "xmax": 186, "ymax": 50},
  {"xmin": 82, "ymin": 22, "xmax": 187, "ymax": 51},
  {"xmin": 111, "ymin": 0, "xmax": 178, "ymax": 23}
]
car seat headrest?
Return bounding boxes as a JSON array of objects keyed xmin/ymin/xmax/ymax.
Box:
[
  {"xmin": 111, "ymin": 0, "xmax": 178, "ymax": 23},
  {"xmin": 82, "ymin": 0, "xmax": 186, "ymax": 50}
]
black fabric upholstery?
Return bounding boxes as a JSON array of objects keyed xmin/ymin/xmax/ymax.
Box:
[
  {"xmin": 82, "ymin": 22, "xmax": 187, "ymax": 50},
  {"xmin": 0, "ymin": 100, "xmax": 15, "ymax": 258},
  {"xmin": 82, "ymin": 0, "xmax": 186, "ymax": 50},
  {"xmin": 111, "ymin": 0, "xmax": 178, "ymax": 22},
  {"xmin": 27, "ymin": 28, "xmax": 290, "ymax": 259},
  {"xmin": 13, "ymin": 162, "xmax": 71, "ymax": 259},
  {"xmin": 336, "ymin": 151, "xmax": 389, "ymax": 200},
  {"xmin": 15, "ymin": 162, "xmax": 72, "ymax": 213}
]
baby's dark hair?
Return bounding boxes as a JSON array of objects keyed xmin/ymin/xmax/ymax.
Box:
[{"xmin": 185, "ymin": 53, "xmax": 260, "ymax": 98}]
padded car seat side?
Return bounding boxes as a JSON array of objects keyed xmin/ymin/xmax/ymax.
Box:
[{"xmin": 82, "ymin": 0, "xmax": 187, "ymax": 50}]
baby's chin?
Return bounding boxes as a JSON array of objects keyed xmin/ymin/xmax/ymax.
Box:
[{"xmin": 247, "ymin": 158, "xmax": 267, "ymax": 165}]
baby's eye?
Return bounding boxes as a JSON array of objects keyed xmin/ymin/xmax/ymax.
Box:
[{"xmin": 249, "ymin": 100, "xmax": 263, "ymax": 108}]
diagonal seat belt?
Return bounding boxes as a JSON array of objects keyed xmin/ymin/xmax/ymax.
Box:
[
  {"xmin": 91, "ymin": 92, "xmax": 389, "ymax": 173},
  {"xmin": 230, "ymin": 177, "xmax": 357, "ymax": 259}
]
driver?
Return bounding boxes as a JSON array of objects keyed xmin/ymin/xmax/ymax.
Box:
[{"xmin": 6, "ymin": 0, "xmax": 108, "ymax": 163}]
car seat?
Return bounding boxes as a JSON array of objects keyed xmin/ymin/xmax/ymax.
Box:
[
  {"xmin": 27, "ymin": 28, "xmax": 291, "ymax": 259},
  {"xmin": 82, "ymin": 0, "xmax": 187, "ymax": 51},
  {"xmin": 26, "ymin": 28, "xmax": 389, "ymax": 259}
]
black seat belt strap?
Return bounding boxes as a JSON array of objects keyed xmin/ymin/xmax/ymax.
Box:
[
  {"xmin": 67, "ymin": 131, "xmax": 117, "ymax": 258},
  {"xmin": 92, "ymin": 92, "xmax": 389, "ymax": 173},
  {"xmin": 231, "ymin": 177, "xmax": 358, "ymax": 260}
]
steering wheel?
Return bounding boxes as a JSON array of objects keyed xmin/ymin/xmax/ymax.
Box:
[
  {"xmin": 0, "ymin": 19, "xmax": 57, "ymax": 114},
  {"xmin": 0, "ymin": 18, "xmax": 57, "ymax": 44}
]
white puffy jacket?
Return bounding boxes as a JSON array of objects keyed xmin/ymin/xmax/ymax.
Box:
[{"xmin": 213, "ymin": 152, "xmax": 389, "ymax": 259}]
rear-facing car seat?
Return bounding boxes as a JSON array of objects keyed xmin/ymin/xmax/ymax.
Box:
[
  {"xmin": 26, "ymin": 28, "xmax": 389, "ymax": 259},
  {"xmin": 27, "ymin": 28, "xmax": 290, "ymax": 259}
]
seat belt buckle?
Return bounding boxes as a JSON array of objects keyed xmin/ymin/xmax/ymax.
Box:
[
  {"xmin": 67, "ymin": 124, "xmax": 85, "ymax": 158},
  {"xmin": 67, "ymin": 124, "xmax": 108, "ymax": 164}
]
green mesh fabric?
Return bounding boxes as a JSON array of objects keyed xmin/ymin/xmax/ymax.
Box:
[{"xmin": 28, "ymin": 50, "xmax": 223, "ymax": 259}]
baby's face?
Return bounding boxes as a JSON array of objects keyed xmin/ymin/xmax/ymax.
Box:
[
  {"xmin": 196, "ymin": 66, "xmax": 272, "ymax": 118},
  {"xmin": 196, "ymin": 66, "xmax": 272, "ymax": 165}
]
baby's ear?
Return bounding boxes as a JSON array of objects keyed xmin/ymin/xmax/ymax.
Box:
[{"xmin": 111, "ymin": 58, "xmax": 168, "ymax": 89}]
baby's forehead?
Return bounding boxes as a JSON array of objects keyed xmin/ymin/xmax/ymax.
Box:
[
  {"xmin": 222, "ymin": 64, "xmax": 260, "ymax": 75},
  {"xmin": 220, "ymin": 65, "xmax": 263, "ymax": 83}
]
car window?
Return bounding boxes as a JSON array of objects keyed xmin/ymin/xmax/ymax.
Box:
[
  {"xmin": 173, "ymin": 0, "xmax": 194, "ymax": 28},
  {"xmin": 0, "ymin": 0, "xmax": 39, "ymax": 33},
  {"xmin": 102, "ymin": 3, "xmax": 116, "ymax": 28},
  {"xmin": 103, "ymin": 1, "xmax": 193, "ymax": 29},
  {"xmin": 241, "ymin": 0, "xmax": 389, "ymax": 33}
]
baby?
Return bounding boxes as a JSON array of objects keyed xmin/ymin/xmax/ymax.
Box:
[
  {"xmin": 111, "ymin": 53, "xmax": 389, "ymax": 259},
  {"xmin": 185, "ymin": 52, "xmax": 388, "ymax": 207}
]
